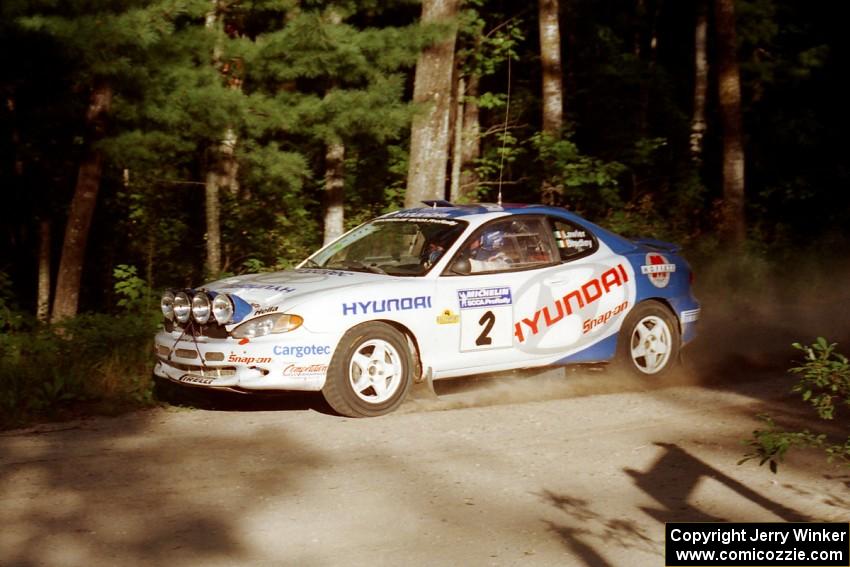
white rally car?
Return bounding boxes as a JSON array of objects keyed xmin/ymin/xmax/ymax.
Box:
[{"xmin": 154, "ymin": 203, "xmax": 700, "ymax": 417}]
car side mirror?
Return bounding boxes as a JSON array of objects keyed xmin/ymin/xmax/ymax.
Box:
[{"xmin": 450, "ymin": 258, "xmax": 471, "ymax": 275}]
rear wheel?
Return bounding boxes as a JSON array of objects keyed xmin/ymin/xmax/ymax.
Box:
[
  {"xmin": 322, "ymin": 322, "xmax": 413, "ymax": 417},
  {"xmin": 615, "ymin": 301, "xmax": 680, "ymax": 377}
]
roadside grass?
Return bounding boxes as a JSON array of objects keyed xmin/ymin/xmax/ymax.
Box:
[{"xmin": 0, "ymin": 312, "xmax": 160, "ymax": 430}]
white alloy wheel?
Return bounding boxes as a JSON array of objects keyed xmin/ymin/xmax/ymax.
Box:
[
  {"xmin": 615, "ymin": 301, "xmax": 681, "ymax": 378},
  {"xmin": 322, "ymin": 322, "xmax": 414, "ymax": 417},
  {"xmin": 348, "ymin": 339, "xmax": 404, "ymax": 404},
  {"xmin": 628, "ymin": 315, "xmax": 673, "ymax": 374}
]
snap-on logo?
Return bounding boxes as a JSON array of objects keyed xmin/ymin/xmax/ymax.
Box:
[{"xmin": 514, "ymin": 264, "xmax": 629, "ymax": 343}]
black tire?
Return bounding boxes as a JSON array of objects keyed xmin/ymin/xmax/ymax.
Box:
[
  {"xmin": 322, "ymin": 322, "xmax": 414, "ymax": 417},
  {"xmin": 615, "ymin": 301, "xmax": 680, "ymax": 377}
]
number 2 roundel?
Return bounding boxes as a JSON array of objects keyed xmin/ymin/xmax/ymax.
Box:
[{"xmin": 457, "ymin": 287, "xmax": 513, "ymax": 351}]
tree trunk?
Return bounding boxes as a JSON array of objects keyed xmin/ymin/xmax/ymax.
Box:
[
  {"xmin": 405, "ymin": 0, "xmax": 460, "ymax": 208},
  {"xmin": 450, "ymin": 75, "xmax": 464, "ymax": 202},
  {"xmin": 458, "ymin": 74, "xmax": 480, "ymax": 202},
  {"xmin": 715, "ymin": 0, "xmax": 746, "ymax": 244},
  {"xmin": 203, "ymin": 0, "xmax": 241, "ymax": 277},
  {"xmin": 539, "ymin": 0, "xmax": 564, "ymax": 135},
  {"xmin": 690, "ymin": 0, "xmax": 708, "ymax": 165},
  {"xmin": 37, "ymin": 219, "xmax": 50, "ymax": 323},
  {"xmin": 538, "ymin": 0, "xmax": 565, "ymax": 204},
  {"xmin": 204, "ymin": 168, "xmax": 222, "ymax": 277},
  {"xmin": 51, "ymin": 84, "xmax": 113, "ymax": 322},
  {"xmin": 323, "ymin": 142, "xmax": 345, "ymax": 246}
]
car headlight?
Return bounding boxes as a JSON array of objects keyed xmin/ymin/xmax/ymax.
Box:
[
  {"xmin": 173, "ymin": 291, "xmax": 191, "ymax": 324},
  {"xmin": 161, "ymin": 290, "xmax": 175, "ymax": 321},
  {"xmin": 192, "ymin": 292, "xmax": 212, "ymax": 324},
  {"xmin": 212, "ymin": 294, "xmax": 235, "ymax": 325},
  {"xmin": 231, "ymin": 313, "xmax": 303, "ymax": 339}
]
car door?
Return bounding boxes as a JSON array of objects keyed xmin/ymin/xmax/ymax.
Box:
[
  {"xmin": 431, "ymin": 216, "xmax": 559, "ymax": 374},
  {"xmin": 430, "ymin": 215, "xmax": 635, "ymax": 376}
]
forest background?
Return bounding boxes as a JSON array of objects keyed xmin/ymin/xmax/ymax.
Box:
[{"xmin": 1, "ymin": 0, "xmax": 848, "ymax": 426}]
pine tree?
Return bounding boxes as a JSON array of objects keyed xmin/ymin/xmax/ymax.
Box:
[
  {"xmin": 14, "ymin": 0, "xmax": 193, "ymax": 320},
  {"xmin": 251, "ymin": 2, "xmax": 423, "ymax": 239}
]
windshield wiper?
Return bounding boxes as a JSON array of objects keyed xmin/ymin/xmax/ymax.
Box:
[{"xmin": 328, "ymin": 260, "xmax": 386, "ymax": 275}]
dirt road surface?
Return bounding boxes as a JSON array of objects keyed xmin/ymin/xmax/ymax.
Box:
[
  {"xmin": 2, "ymin": 365, "xmax": 849, "ymax": 567},
  {"xmin": 2, "ymin": 270, "xmax": 849, "ymax": 566}
]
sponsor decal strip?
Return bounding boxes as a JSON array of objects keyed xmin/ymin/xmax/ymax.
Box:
[
  {"xmin": 386, "ymin": 211, "xmax": 453, "ymax": 219},
  {"xmin": 680, "ymin": 308, "xmax": 700, "ymax": 323},
  {"xmin": 641, "ymin": 264, "xmax": 676, "ymax": 274},
  {"xmin": 583, "ymin": 301, "xmax": 629, "ymax": 334},
  {"xmin": 343, "ymin": 296, "xmax": 432, "ymax": 316},
  {"xmin": 514, "ymin": 264, "xmax": 629, "ymax": 343},
  {"xmin": 457, "ymin": 287, "xmax": 512, "ymax": 309},
  {"xmin": 437, "ymin": 310, "xmax": 460, "ymax": 324},
  {"xmin": 297, "ymin": 268, "xmax": 353, "ymax": 277},
  {"xmin": 220, "ymin": 283, "xmax": 296, "ymax": 293},
  {"xmin": 642, "ymin": 253, "xmax": 676, "ymax": 288},
  {"xmin": 283, "ymin": 364, "xmax": 328, "ymax": 377},
  {"xmin": 273, "ymin": 345, "xmax": 331, "ymax": 357},
  {"xmin": 180, "ymin": 375, "xmax": 215, "ymax": 385},
  {"xmin": 228, "ymin": 353, "xmax": 272, "ymax": 364},
  {"xmin": 253, "ymin": 306, "xmax": 279, "ymax": 316}
]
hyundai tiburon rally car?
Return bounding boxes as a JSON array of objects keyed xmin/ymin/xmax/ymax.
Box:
[{"xmin": 154, "ymin": 203, "xmax": 700, "ymax": 417}]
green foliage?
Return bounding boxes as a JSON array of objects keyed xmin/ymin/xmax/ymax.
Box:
[
  {"xmin": 0, "ymin": 312, "xmax": 160, "ymax": 430},
  {"xmin": 741, "ymin": 339, "xmax": 850, "ymax": 472},
  {"xmin": 114, "ymin": 264, "xmax": 151, "ymax": 312},
  {"xmin": 0, "ymin": 271, "xmax": 26, "ymax": 332},
  {"xmin": 789, "ymin": 338, "xmax": 850, "ymax": 421},
  {"xmin": 531, "ymin": 132, "xmax": 626, "ymax": 216}
]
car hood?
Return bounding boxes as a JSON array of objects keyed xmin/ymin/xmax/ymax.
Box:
[{"xmin": 205, "ymin": 268, "xmax": 386, "ymax": 308}]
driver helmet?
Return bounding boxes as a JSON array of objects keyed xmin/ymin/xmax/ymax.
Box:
[{"xmin": 480, "ymin": 229, "xmax": 505, "ymax": 251}]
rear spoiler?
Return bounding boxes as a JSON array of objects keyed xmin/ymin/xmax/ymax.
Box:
[{"xmin": 631, "ymin": 237, "xmax": 681, "ymax": 253}]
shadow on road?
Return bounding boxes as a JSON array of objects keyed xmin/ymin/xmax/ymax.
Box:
[
  {"xmin": 0, "ymin": 413, "xmax": 327, "ymax": 566},
  {"xmin": 540, "ymin": 490, "xmax": 654, "ymax": 567},
  {"xmin": 153, "ymin": 376, "xmax": 335, "ymax": 415},
  {"xmin": 540, "ymin": 442, "xmax": 815, "ymax": 567}
]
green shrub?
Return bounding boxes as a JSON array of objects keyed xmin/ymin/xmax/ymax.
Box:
[
  {"xmin": 0, "ymin": 265, "xmax": 161, "ymax": 429},
  {"xmin": 741, "ymin": 338, "xmax": 850, "ymax": 472},
  {"xmin": 0, "ymin": 311, "xmax": 160, "ymax": 428}
]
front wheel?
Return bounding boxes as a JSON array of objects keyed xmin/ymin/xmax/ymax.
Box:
[
  {"xmin": 322, "ymin": 322, "xmax": 414, "ymax": 417},
  {"xmin": 615, "ymin": 301, "xmax": 680, "ymax": 377}
]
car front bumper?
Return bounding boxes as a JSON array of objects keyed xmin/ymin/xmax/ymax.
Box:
[{"xmin": 153, "ymin": 329, "xmax": 336, "ymax": 392}]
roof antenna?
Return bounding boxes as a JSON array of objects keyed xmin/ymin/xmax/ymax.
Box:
[{"xmin": 497, "ymin": 55, "xmax": 512, "ymax": 207}]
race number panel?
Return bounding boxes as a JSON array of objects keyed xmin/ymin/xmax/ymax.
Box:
[{"xmin": 458, "ymin": 287, "xmax": 513, "ymax": 351}]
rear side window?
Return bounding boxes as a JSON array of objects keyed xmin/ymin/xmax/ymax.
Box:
[{"xmin": 551, "ymin": 218, "xmax": 597, "ymax": 261}]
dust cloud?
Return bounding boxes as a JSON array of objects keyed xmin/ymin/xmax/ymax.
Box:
[{"xmin": 401, "ymin": 254, "xmax": 850, "ymax": 414}]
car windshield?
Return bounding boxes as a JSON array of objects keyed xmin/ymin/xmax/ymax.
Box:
[{"xmin": 306, "ymin": 218, "xmax": 468, "ymax": 276}]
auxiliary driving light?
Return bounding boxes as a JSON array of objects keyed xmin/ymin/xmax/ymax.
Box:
[{"xmin": 192, "ymin": 292, "xmax": 212, "ymax": 324}]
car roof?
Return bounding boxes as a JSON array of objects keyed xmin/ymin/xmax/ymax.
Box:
[
  {"xmin": 381, "ymin": 202, "xmax": 639, "ymax": 254},
  {"xmin": 384, "ymin": 202, "xmax": 573, "ymax": 219}
]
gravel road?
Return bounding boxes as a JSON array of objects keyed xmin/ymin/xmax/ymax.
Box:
[{"xmin": 2, "ymin": 267, "xmax": 849, "ymax": 566}]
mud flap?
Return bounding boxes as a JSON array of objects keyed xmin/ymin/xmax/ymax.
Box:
[{"xmin": 408, "ymin": 366, "xmax": 438, "ymax": 400}]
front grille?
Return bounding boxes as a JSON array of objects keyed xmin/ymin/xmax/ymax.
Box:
[
  {"xmin": 175, "ymin": 348, "xmax": 198, "ymax": 360},
  {"xmin": 162, "ymin": 321, "xmax": 229, "ymax": 339},
  {"xmin": 156, "ymin": 345, "xmax": 226, "ymax": 363},
  {"xmin": 199, "ymin": 324, "xmax": 229, "ymax": 338},
  {"xmin": 166, "ymin": 361, "xmax": 238, "ymax": 379}
]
